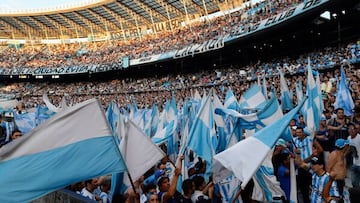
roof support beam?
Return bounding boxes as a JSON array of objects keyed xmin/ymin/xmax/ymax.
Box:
[
  {"xmin": 153, "ymin": 0, "xmax": 185, "ymax": 18},
  {"xmin": 0, "ymin": 19, "xmax": 27, "ymax": 37},
  {"xmin": 101, "ymin": 5, "xmax": 136, "ymax": 29},
  {"xmin": 72, "ymin": 11, "xmax": 107, "ymax": 33},
  {"xmin": 10, "ymin": 17, "xmax": 42, "ymax": 37},
  {"xmin": 114, "ymin": 1, "xmax": 152, "ymax": 27},
  {"xmin": 132, "ymin": 0, "xmax": 168, "ymax": 22},
  {"xmin": 43, "ymin": 16, "xmax": 78, "ymax": 37},
  {"xmin": 86, "ymin": 8, "xmax": 121, "ymax": 32},
  {"xmin": 55, "ymin": 14, "xmax": 90, "ymax": 37}
]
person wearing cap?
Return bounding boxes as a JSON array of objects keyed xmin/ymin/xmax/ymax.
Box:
[
  {"xmin": 272, "ymin": 138, "xmax": 291, "ymax": 179},
  {"xmin": 310, "ymin": 157, "xmax": 340, "ymax": 203},
  {"xmin": 347, "ymin": 123, "xmax": 360, "ymax": 188},
  {"xmin": 326, "ymin": 138, "xmax": 350, "ymax": 202}
]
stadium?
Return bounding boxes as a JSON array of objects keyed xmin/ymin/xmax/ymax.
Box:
[{"xmin": 0, "ymin": 0, "xmax": 359, "ymax": 202}]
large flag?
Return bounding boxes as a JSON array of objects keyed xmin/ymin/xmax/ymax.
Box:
[
  {"xmin": 106, "ymin": 100, "xmax": 120, "ymax": 138},
  {"xmin": 278, "ymin": 67, "xmax": 294, "ymax": 111},
  {"xmin": 216, "ymin": 95, "xmax": 283, "ymax": 130},
  {"xmin": 0, "ymin": 99, "xmax": 18, "ymax": 111},
  {"xmin": 295, "ymin": 80, "xmax": 304, "ymax": 105},
  {"xmin": 35, "ymin": 105, "xmax": 56, "ymax": 126},
  {"xmin": 224, "ymin": 87, "xmax": 239, "ymax": 111},
  {"xmin": 0, "ymin": 99, "xmax": 126, "ymax": 203},
  {"xmin": 212, "ymin": 100, "xmax": 304, "ymax": 188},
  {"xmin": 187, "ymin": 90, "xmax": 217, "ymax": 181},
  {"xmin": 13, "ymin": 111, "xmax": 36, "ymax": 135},
  {"xmin": 304, "ymin": 58, "xmax": 321, "ymax": 133},
  {"xmin": 238, "ymin": 84, "xmax": 267, "ymax": 112},
  {"xmin": 262, "ymin": 76, "xmax": 268, "ymax": 100},
  {"xmin": 252, "ymin": 153, "xmax": 285, "ymax": 202},
  {"xmin": 42, "ymin": 93, "xmax": 59, "ymax": 113},
  {"xmin": 335, "ymin": 66, "xmax": 355, "ymax": 116},
  {"xmin": 120, "ymin": 120, "xmax": 165, "ymax": 186}
]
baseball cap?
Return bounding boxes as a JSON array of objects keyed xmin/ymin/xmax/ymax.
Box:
[
  {"xmin": 320, "ymin": 116, "xmax": 327, "ymax": 121},
  {"xmin": 335, "ymin": 138, "xmax": 350, "ymax": 149},
  {"xmin": 276, "ymin": 138, "xmax": 287, "ymax": 147},
  {"xmin": 143, "ymin": 170, "xmax": 165, "ymax": 186}
]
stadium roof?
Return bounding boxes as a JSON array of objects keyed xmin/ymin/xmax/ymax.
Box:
[{"xmin": 0, "ymin": 0, "xmax": 229, "ymax": 39}]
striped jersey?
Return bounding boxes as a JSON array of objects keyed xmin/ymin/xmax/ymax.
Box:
[{"xmin": 311, "ymin": 172, "xmax": 339, "ymax": 203}]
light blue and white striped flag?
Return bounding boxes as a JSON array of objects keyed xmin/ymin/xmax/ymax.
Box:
[
  {"xmin": 212, "ymin": 99, "xmax": 305, "ymax": 188},
  {"xmin": 224, "ymin": 87, "xmax": 239, "ymax": 111},
  {"xmin": 238, "ymin": 84, "xmax": 267, "ymax": 112},
  {"xmin": 252, "ymin": 152, "xmax": 285, "ymax": 202},
  {"xmin": 106, "ymin": 100, "xmax": 120, "ymax": 137},
  {"xmin": 13, "ymin": 111, "xmax": 36, "ymax": 135},
  {"xmin": 35, "ymin": 105, "xmax": 56, "ymax": 126},
  {"xmin": 262, "ymin": 76, "xmax": 268, "ymax": 100},
  {"xmin": 278, "ymin": 67, "xmax": 294, "ymax": 111},
  {"xmin": 0, "ymin": 99, "xmax": 126, "ymax": 203},
  {"xmin": 216, "ymin": 95, "xmax": 283, "ymax": 130},
  {"xmin": 296, "ymin": 80, "xmax": 304, "ymax": 105},
  {"xmin": 187, "ymin": 90, "xmax": 217, "ymax": 181},
  {"xmin": 335, "ymin": 66, "xmax": 354, "ymax": 116},
  {"xmin": 304, "ymin": 58, "xmax": 321, "ymax": 134},
  {"xmin": 216, "ymin": 175, "xmax": 242, "ymax": 203}
]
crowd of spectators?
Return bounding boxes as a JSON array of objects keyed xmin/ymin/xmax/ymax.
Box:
[
  {"xmin": 0, "ymin": 40, "xmax": 358, "ymax": 112},
  {"xmin": 0, "ymin": 0, "xmax": 303, "ymax": 70},
  {"xmin": 0, "ymin": 1, "xmax": 359, "ymax": 202}
]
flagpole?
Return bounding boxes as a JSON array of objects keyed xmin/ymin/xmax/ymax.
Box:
[
  {"xmin": 104, "ymin": 109, "xmax": 138, "ymax": 196},
  {"xmin": 126, "ymin": 172, "xmax": 137, "ymax": 195}
]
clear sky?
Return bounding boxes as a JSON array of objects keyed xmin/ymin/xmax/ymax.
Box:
[{"xmin": 0, "ymin": 0, "xmax": 97, "ymax": 11}]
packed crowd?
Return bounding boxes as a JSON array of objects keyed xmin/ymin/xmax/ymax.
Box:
[
  {"xmin": 64, "ymin": 71, "xmax": 360, "ymax": 203},
  {"xmin": 0, "ymin": 40, "xmax": 359, "ymax": 203},
  {"xmin": 0, "ymin": 0, "xmax": 303, "ymax": 70},
  {"xmin": 0, "ymin": 40, "xmax": 358, "ymax": 112},
  {"xmin": 0, "ymin": 0, "xmax": 359, "ymax": 201},
  {"xmin": 59, "ymin": 62, "xmax": 360, "ymax": 203}
]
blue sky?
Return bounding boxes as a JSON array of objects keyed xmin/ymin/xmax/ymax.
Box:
[{"xmin": 0, "ymin": 0, "xmax": 94, "ymax": 11}]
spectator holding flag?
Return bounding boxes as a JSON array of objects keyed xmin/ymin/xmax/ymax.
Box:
[
  {"xmin": 293, "ymin": 126, "xmax": 313, "ymax": 203},
  {"xmin": 157, "ymin": 155, "xmax": 183, "ymax": 203},
  {"xmin": 310, "ymin": 157, "xmax": 340, "ymax": 203}
]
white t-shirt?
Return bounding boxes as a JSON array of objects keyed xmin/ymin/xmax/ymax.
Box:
[
  {"xmin": 348, "ymin": 134, "xmax": 360, "ymax": 166},
  {"xmin": 80, "ymin": 188, "xmax": 95, "ymax": 200}
]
